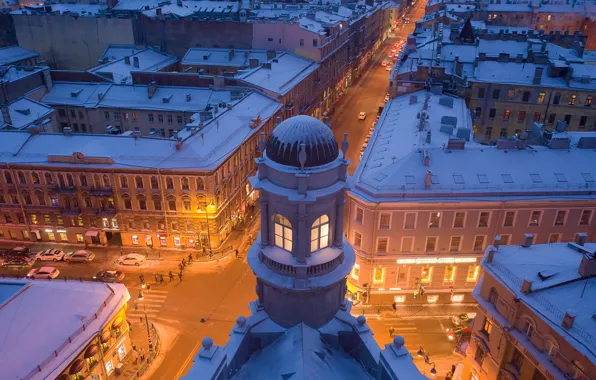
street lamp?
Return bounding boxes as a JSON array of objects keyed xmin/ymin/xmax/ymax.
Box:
[{"xmin": 417, "ymin": 346, "xmax": 437, "ymax": 376}]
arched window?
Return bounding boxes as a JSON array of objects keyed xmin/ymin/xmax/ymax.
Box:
[
  {"xmin": 166, "ymin": 177, "xmax": 174, "ymax": 189},
  {"xmin": 18, "ymin": 171, "xmax": 26, "ymax": 184},
  {"xmin": 521, "ymin": 316, "xmax": 536, "ymax": 338},
  {"xmin": 274, "ymin": 214, "xmax": 292, "ymax": 251},
  {"xmin": 31, "ymin": 172, "xmax": 40, "ymax": 184},
  {"xmin": 543, "ymin": 336, "xmax": 558, "ymax": 357},
  {"xmin": 4, "ymin": 171, "xmax": 13, "ymax": 184},
  {"xmin": 571, "ymin": 361, "xmax": 585, "ymax": 379},
  {"xmin": 310, "ymin": 214, "xmax": 330, "ymax": 252},
  {"xmin": 103, "ymin": 174, "xmax": 110, "ymax": 187},
  {"xmin": 181, "ymin": 177, "xmax": 189, "ymax": 190},
  {"xmin": 120, "ymin": 175, "xmax": 128, "ymax": 188},
  {"xmin": 151, "ymin": 176, "xmax": 159, "ymax": 189},
  {"xmin": 58, "ymin": 174, "xmax": 66, "ymax": 187},
  {"xmin": 196, "ymin": 177, "xmax": 205, "ymax": 191},
  {"xmin": 44, "ymin": 172, "xmax": 52, "ymax": 185},
  {"xmin": 135, "ymin": 176, "xmax": 143, "ymax": 189}
]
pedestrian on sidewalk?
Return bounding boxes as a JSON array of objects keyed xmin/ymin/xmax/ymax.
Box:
[
  {"xmin": 182, "ymin": 258, "xmax": 187, "ymax": 267},
  {"xmin": 139, "ymin": 274, "xmax": 145, "ymax": 284},
  {"xmin": 389, "ymin": 326, "xmax": 395, "ymax": 337},
  {"xmin": 178, "ymin": 271, "xmax": 183, "ymax": 282},
  {"xmin": 154, "ymin": 273, "xmax": 159, "ymax": 283},
  {"xmin": 132, "ymin": 349, "xmax": 139, "ymax": 365},
  {"xmin": 235, "ymin": 249, "xmax": 239, "ymax": 258},
  {"xmin": 188, "ymin": 253, "xmax": 193, "ymax": 262},
  {"xmin": 168, "ymin": 271, "xmax": 174, "ymax": 282},
  {"xmin": 178, "ymin": 263, "xmax": 184, "ymax": 271},
  {"xmin": 140, "ymin": 348, "xmax": 146, "ymax": 361},
  {"xmin": 159, "ymin": 274, "xmax": 164, "ymax": 284},
  {"xmin": 209, "ymin": 251, "xmax": 213, "ymax": 259}
]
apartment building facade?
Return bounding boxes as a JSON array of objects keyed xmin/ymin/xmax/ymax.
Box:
[
  {"xmin": 463, "ymin": 241, "xmax": 595, "ymax": 380},
  {"xmin": 0, "ymin": 92, "xmax": 282, "ymax": 250},
  {"xmin": 347, "ymin": 90, "xmax": 596, "ymax": 306}
]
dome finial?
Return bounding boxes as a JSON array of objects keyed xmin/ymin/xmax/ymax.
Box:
[
  {"xmin": 341, "ymin": 132, "xmax": 349, "ymax": 157},
  {"xmin": 258, "ymin": 132, "xmax": 266, "ymax": 154},
  {"xmin": 298, "ymin": 143, "xmax": 307, "ymax": 170}
]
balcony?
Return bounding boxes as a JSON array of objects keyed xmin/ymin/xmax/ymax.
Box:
[
  {"xmin": 53, "ymin": 185, "xmax": 77, "ymax": 194},
  {"xmin": 91, "ymin": 187, "xmax": 113, "ymax": 196},
  {"xmin": 60, "ymin": 207, "xmax": 81, "ymax": 217}
]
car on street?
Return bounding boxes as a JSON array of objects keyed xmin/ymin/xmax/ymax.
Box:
[
  {"xmin": 27, "ymin": 266, "xmax": 60, "ymax": 279},
  {"xmin": 93, "ymin": 270, "xmax": 125, "ymax": 282},
  {"xmin": 358, "ymin": 112, "xmax": 367, "ymax": 120},
  {"xmin": 8, "ymin": 247, "xmax": 30, "ymax": 256},
  {"xmin": 36, "ymin": 249, "xmax": 65, "ymax": 261},
  {"xmin": 2, "ymin": 256, "xmax": 35, "ymax": 268},
  {"xmin": 116, "ymin": 253, "xmax": 146, "ymax": 266},
  {"xmin": 64, "ymin": 250, "xmax": 96, "ymax": 263}
]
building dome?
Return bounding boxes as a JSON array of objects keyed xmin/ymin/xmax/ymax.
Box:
[{"xmin": 266, "ymin": 115, "xmax": 339, "ymax": 168}]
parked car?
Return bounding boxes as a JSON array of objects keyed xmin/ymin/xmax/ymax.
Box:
[
  {"xmin": 117, "ymin": 253, "xmax": 146, "ymax": 266},
  {"xmin": 451, "ymin": 312, "xmax": 476, "ymax": 326},
  {"xmin": 93, "ymin": 270, "xmax": 125, "ymax": 282},
  {"xmin": 64, "ymin": 250, "xmax": 95, "ymax": 263},
  {"xmin": 36, "ymin": 249, "xmax": 65, "ymax": 261},
  {"xmin": 2, "ymin": 256, "xmax": 35, "ymax": 268},
  {"xmin": 8, "ymin": 247, "xmax": 30, "ymax": 256},
  {"xmin": 27, "ymin": 266, "xmax": 60, "ymax": 279},
  {"xmin": 358, "ymin": 112, "xmax": 367, "ymax": 120}
]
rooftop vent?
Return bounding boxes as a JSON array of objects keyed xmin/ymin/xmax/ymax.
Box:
[
  {"xmin": 63, "ymin": 127, "xmax": 73, "ymax": 135},
  {"xmin": 186, "ymin": 94, "xmax": 191, "ymax": 102},
  {"xmin": 71, "ymin": 89, "xmax": 82, "ymax": 98},
  {"xmin": 162, "ymin": 95, "xmax": 172, "ymax": 103},
  {"xmin": 562, "ymin": 311, "xmax": 576, "ymax": 330},
  {"xmin": 537, "ymin": 271, "xmax": 556, "ymax": 281},
  {"xmin": 446, "ymin": 138, "xmax": 465, "ymax": 150},
  {"xmin": 522, "ymin": 233, "xmax": 533, "ymax": 248}
]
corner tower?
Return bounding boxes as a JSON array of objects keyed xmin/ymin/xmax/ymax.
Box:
[{"xmin": 248, "ymin": 115, "xmax": 355, "ymax": 328}]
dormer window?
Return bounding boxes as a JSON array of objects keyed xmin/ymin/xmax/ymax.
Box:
[
  {"xmin": 274, "ymin": 214, "xmax": 292, "ymax": 252},
  {"xmin": 310, "ymin": 215, "xmax": 330, "ymax": 252}
]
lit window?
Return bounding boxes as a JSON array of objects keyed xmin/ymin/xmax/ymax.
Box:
[
  {"xmin": 429, "ymin": 212, "xmax": 441, "ymax": 227},
  {"xmin": 274, "ymin": 214, "xmax": 293, "ymax": 252},
  {"xmin": 547, "ymin": 14, "xmax": 552, "ymax": 21},
  {"xmin": 529, "ymin": 210, "xmax": 542, "ymax": 226},
  {"xmin": 421, "ymin": 266, "xmax": 433, "ymax": 283},
  {"xmin": 351, "ymin": 263, "xmax": 360, "ymax": 280},
  {"xmin": 132, "ymin": 235, "xmax": 139, "ymax": 245},
  {"xmin": 394, "ymin": 295, "xmax": 406, "ymax": 303},
  {"xmin": 427, "ymin": 295, "xmax": 439, "ymax": 303},
  {"xmin": 537, "ymin": 92, "xmax": 546, "ymax": 104},
  {"xmin": 373, "ymin": 267, "xmax": 385, "ymax": 284},
  {"xmin": 467, "ymin": 265, "xmax": 480, "ymax": 282},
  {"xmin": 569, "ymin": 95, "xmax": 577, "ymax": 105},
  {"xmin": 310, "ymin": 215, "xmax": 329, "ymax": 252},
  {"xmin": 102, "ymin": 218, "xmax": 109, "ymax": 228},
  {"xmin": 444, "ymin": 266, "xmax": 456, "ymax": 283},
  {"xmin": 481, "ymin": 317, "xmax": 493, "ymax": 337},
  {"xmin": 174, "ymin": 236, "xmax": 181, "ymax": 246},
  {"xmin": 451, "ymin": 294, "xmax": 464, "ymax": 303},
  {"xmin": 355, "ymin": 207, "xmax": 363, "ymax": 223},
  {"xmin": 585, "ymin": 96, "xmax": 592, "ymax": 107}
]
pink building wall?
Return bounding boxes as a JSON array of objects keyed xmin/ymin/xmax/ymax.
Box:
[{"xmin": 252, "ymin": 22, "xmax": 322, "ymax": 61}]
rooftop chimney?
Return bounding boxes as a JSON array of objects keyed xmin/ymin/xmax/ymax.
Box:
[
  {"xmin": 249, "ymin": 58, "xmax": 259, "ymax": 68},
  {"xmin": 533, "ymin": 67, "xmax": 543, "ymax": 85},
  {"xmin": 147, "ymin": 81, "xmax": 157, "ymax": 99},
  {"xmin": 423, "ymin": 151, "xmax": 430, "ymax": 167},
  {"xmin": 124, "ymin": 56, "xmax": 131, "ymax": 65},
  {"xmin": 424, "ymin": 171, "xmax": 432, "ymax": 189},
  {"xmin": 186, "ymin": 94, "xmax": 191, "ymax": 102},
  {"xmin": 133, "ymin": 56, "xmax": 139, "ymax": 68},
  {"xmin": 576, "ymin": 233, "xmax": 587, "ymax": 246},
  {"xmin": 493, "ymin": 236, "xmax": 501, "ymax": 249},
  {"xmin": 521, "ymin": 279, "xmax": 532, "ymax": 294},
  {"xmin": 562, "ymin": 311, "xmax": 576, "ymax": 329},
  {"xmin": 275, "ymin": 116, "xmax": 281, "ymax": 126},
  {"xmin": 486, "ymin": 248, "xmax": 496, "ymax": 263},
  {"xmin": 266, "ymin": 50, "xmax": 276, "ymax": 60},
  {"xmin": 522, "ymin": 233, "xmax": 533, "ymax": 248}
]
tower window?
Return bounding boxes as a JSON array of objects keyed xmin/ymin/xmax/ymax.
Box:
[
  {"xmin": 310, "ymin": 214, "xmax": 330, "ymax": 252},
  {"xmin": 274, "ymin": 214, "xmax": 292, "ymax": 252}
]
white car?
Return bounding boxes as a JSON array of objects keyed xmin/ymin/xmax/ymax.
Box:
[
  {"xmin": 27, "ymin": 266, "xmax": 60, "ymax": 279},
  {"xmin": 36, "ymin": 249, "xmax": 65, "ymax": 261},
  {"xmin": 64, "ymin": 250, "xmax": 96, "ymax": 263},
  {"xmin": 117, "ymin": 253, "xmax": 146, "ymax": 266},
  {"xmin": 358, "ymin": 112, "xmax": 367, "ymax": 120}
]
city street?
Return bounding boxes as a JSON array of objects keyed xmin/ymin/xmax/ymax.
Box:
[{"xmin": 329, "ymin": 2, "xmax": 426, "ymax": 173}]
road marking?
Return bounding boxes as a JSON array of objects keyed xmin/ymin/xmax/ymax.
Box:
[
  {"xmin": 175, "ymin": 339, "xmax": 202, "ymax": 380},
  {"xmin": 439, "ymin": 320, "xmax": 447, "ymax": 333},
  {"xmin": 393, "ymin": 327, "xmax": 417, "ymax": 331}
]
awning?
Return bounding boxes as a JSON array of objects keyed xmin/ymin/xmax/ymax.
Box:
[
  {"xmin": 100, "ymin": 329, "xmax": 111, "ymax": 343},
  {"xmin": 347, "ymin": 280, "xmax": 360, "ymax": 294},
  {"xmin": 84, "ymin": 344, "xmax": 99, "ymax": 358},
  {"xmin": 69, "ymin": 359, "xmax": 85, "ymax": 374},
  {"xmin": 85, "ymin": 230, "xmax": 99, "ymax": 237},
  {"xmin": 112, "ymin": 316, "xmax": 124, "ymax": 329}
]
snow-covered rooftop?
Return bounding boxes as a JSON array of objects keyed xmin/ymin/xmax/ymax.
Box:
[
  {"xmin": 236, "ymin": 52, "xmax": 319, "ymax": 95},
  {"xmin": 41, "ymin": 82, "xmax": 113, "ymax": 107},
  {"xmin": 0, "ymin": 91, "xmax": 281, "ymax": 171},
  {"xmin": 0, "ymin": 279, "xmax": 129, "ymax": 380},
  {"xmin": 0, "ymin": 65, "xmax": 45, "ymax": 84},
  {"xmin": 182, "ymin": 48, "xmax": 279, "ymax": 68},
  {"xmin": 113, "ymin": 0, "xmax": 239, "ymax": 17},
  {"xmin": 0, "ymin": 45, "xmax": 39, "ymax": 66},
  {"xmin": 99, "ymin": 45, "xmax": 145, "ymax": 63},
  {"xmin": 2, "ymin": 97, "xmax": 53, "ymax": 130},
  {"xmin": 11, "ymin": 3, "xmax": 106, "ymax": 15},
  {"xmin": 481, "ymin": 242, "xmax": 596, "ymax": 364},
  {"xmin": 352, "ymin": 90, "xmax": 596, "ymax": 202},
  {"xmin": 88, "ymin": 48, "xmax": 178, "ymax": 84}
]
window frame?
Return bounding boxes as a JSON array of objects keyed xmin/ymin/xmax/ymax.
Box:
[
  {"xmin": 355, "ymin": 206, "xmax": 364, "ymax": 224},
  {"xmin": 449, "ymin": 236, "xmax": 462, "ymax": 252},
  {"xmin": 503, "ymin": 211, "xmax": 516, "ymax": 227},
  {"xmin": 310, "ymin": 215, "xmax": 330, "ymax": 253},
  {"xmin": 378, "ymin": 212, "xmax": 391, "ymax": 230},
  {"xmin": 403, "ymin": 212, "xmax": 417, "ymax": 229},
  {"xmin": 376, "ymin": 236, "xmax": 389, "ymax": 253},
  {"xmin": 529, "ymin": 210, "xmax": 542, "ymax": 227},
  {"xmin": 425, "ymin": 236, "xmax": 437, "ymax": 252},
  {"xmin": 473, "ymin": 235, "xmax": 486, "ymax": 251},
  {"xmin": 453, "ymin": 211, "xmax": 466, "ymax": 228},
  {"xmin": 477, "ymin": 211, "xmax": 491, "ymax": 228},
  {"xmin": 274, "ymin": 214, "xmax": 293, "ymax": 252},
  {"xmin": 428, "ymin": 212, "xmax": 441, "ymax": 228}
]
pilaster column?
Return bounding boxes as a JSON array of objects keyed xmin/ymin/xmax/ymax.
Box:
[
  {"xmin": 334, "ymin": 199, "xmax": 345, "ymax": 247},
  {"xmin": 259, "ymin": 196, "xmax": 269, "ymax": 246}
]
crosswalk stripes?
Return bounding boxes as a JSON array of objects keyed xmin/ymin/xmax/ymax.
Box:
[{"xmin": 127, "ymin": 289, "xmax": 168, "ymax": 320}]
